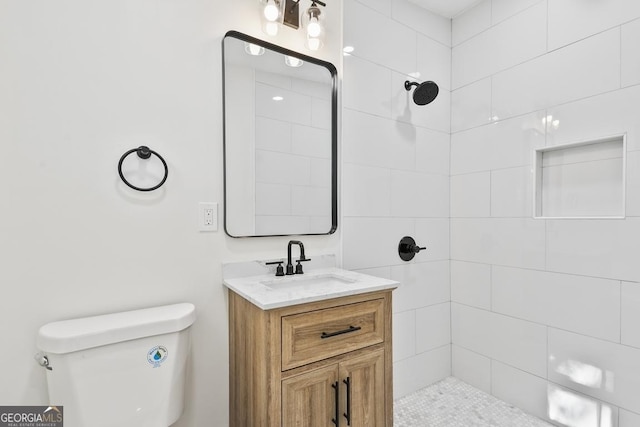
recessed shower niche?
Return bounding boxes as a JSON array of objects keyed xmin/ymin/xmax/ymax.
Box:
[{"xmin": 534, "ymin": 135, "xmax": 626, "ymax": 219}]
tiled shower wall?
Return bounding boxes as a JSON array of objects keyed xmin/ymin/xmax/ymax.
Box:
[
  {"xmin": 450, "ymin": 1, "xmax": 640, "ymax": 425},
  {"xmin": 341, "ymin": 0, "xmax": 452, "ymax": 398}
]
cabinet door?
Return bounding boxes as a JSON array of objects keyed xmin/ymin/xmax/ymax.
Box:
[
  {"xmin": 282, "ymin": 365, "xmax": 340, "ymax": 427},
  {"xmin": 339, "ymin": 349, "xmax": 385, "ymax": 427}
]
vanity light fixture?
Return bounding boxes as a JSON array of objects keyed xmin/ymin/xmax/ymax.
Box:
[
  {"xmin": 282, "ymin": 0, "xmax": 301, "ymax": 29},
  {"xmin": 304, "ymin": 0, "xmax": 325, "ymax": 51},
  {"xmin": 263, "ymin": 0, "xmax": 280, "ymax": 20},
  {"xmin": 258, "ymin": 0, "xmax": 327, "ymax": 51},
  {"xmin": 261, "ymin": 0, "xmax": 283, "ymax": 36},
  {"xmin": 284, "ymin": 55, "xmax": 303, "ymax": 67}
]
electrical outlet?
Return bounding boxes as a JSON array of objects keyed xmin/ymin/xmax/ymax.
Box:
[{"xmin": 198, "ymin": 202, "xmax": 218, "ymax": 232}]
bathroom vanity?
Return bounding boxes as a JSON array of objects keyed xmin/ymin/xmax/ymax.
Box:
[{"xmin": 224, "ymin": 262, "xmax": 398, "ymax": 427}]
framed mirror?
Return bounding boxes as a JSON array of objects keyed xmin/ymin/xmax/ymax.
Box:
[{"xmin": 223, "ymin": 31, "xmax": 337, "ymax": 237}]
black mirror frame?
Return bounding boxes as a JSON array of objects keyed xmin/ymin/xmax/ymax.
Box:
[{"xmin": 222, "ymin": 30, "xmax": 338, "ymax": 238}]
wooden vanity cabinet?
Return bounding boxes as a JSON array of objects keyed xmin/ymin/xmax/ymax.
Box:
[{"xmin": 229, "ymin": 289, "xmax": 394, "ymax": 427}]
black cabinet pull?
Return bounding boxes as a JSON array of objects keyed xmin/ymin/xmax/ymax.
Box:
[
  {"xmin": 343, "ymin": 377, "xmax": 351, "ymax": 425},
  {"xmin": 321, "ymin": 325, "xmax": 362, "ymax": 339},
  {"xmin": 331, "ymin": 381, "xmax": 339, "ymax": 426}
]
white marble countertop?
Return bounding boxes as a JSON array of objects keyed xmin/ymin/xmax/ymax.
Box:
[{"xmin": 223, "ymin": 265, "xmax": 399, "ymax": 310}]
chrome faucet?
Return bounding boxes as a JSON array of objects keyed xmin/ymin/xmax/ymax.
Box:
[{"xmin": 286, "ymin": 240, "xmax": 310, "ymax": 275}]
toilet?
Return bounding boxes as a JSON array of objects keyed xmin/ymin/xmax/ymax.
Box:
[{"xmin": 36, "ymin": 303, "xmax": 196, "ymax": 427}]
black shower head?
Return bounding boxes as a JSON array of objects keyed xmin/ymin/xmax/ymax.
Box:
[{"xmin": 404, "ymin": 80, "xmax": 439, "ymax": 105}]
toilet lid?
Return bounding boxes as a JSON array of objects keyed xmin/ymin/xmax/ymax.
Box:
[{"xmin": 37, "ymin": 303, "xmax": 196, "ymax": 354}]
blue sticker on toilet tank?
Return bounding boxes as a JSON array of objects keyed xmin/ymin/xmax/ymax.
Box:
[{"xmin": 147, "ymin": 346, "xmax": 168, "ymax": 368}]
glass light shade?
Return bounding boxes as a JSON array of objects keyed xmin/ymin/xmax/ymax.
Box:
[
  {"xmin": 306, "ymin": 36, "xmax": 322, "ymax": 51},
  {"xmin": 304, "ymin": 4, "xmax": 324, "ymax": 51},
  {"xmin": 264, "ymin": 0, "xmax": 279, "ymax": 21},
  {"xmin": 307, "ymin": 16, "xmax": 322, "ymax": 37},
  {"xmin": 264, "ymin": 21, "xmax": 279, "ymax": 36}
]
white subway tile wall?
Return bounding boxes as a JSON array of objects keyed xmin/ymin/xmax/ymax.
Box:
[
  {"xmin": 391, "ymin": 260, "xmax": 450, "ymax": 313},
  {"xmin": 450, "ymin": 172, "xmax": 491, "ymax": 218},
  {"xmin": 391, "ymin": 0, "xmax": 452, "ymax": 46},
  {"xmin": 343, "ymin": 0, "xmax": 452, "ymax": 398},
  {"xmin": 450, "ymin": 261, "xmax": 491, "ymax": 310},
  {"xmin": 450, "ymin": 77, "xmax": 492, "ymax": 133},
  {"xmin": 491, "ymin": 0, "xmax": 542, "ymax": 26},
  {"xmin": 622, "ymin": 19, "xmax": 640, "ymax": 88},
  {"xmin": 393, "ymin": 345, "xmax": 452, "ymax": 398},
  {"xmin": 493, "ymin": 28, "xmax": 621, "ymax": 121},
  {"xmin": 451, "ymin": 1, "xmax": 491, "ymax": 47},
  {"xmin": 491, "ymin": 166, "xmax": 533, "ymax": 218},
  {"xmin": 547, "ymin": 0, "xmax": 640, "ymax": 51},
  {"xmin": 451, "ymin": 0, "xmax": 640, "ymax": 424},
  {"xmin": 548, "ymin": 328, "xmax": 640, "ymax": 414},
  {"xmin": 491, "ymin": 360, "xmax": 551, "ymax": 421},
  {"xmin": 452, "ymin": 303, "xmax": 548, "ymax": 377},
  {"xmin": 452, "ymin": 1, "xmax": 547, "ymax": 89},
  {"xmin": 451, "ymin": 345, "xmax": 491, "ymax": 393},
  {"xmin": 415, "ymin": 302, "xmax": 451, "ymax": 353}
]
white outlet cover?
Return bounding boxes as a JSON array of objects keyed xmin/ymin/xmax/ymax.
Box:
[{"xmin": 198, "ymin": 202, "xmax": 218, "ymax": 232}]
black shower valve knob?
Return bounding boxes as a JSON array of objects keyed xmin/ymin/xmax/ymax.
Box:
[{"xmin": 398, "ymin": 236, "xmax": 427, "ymax": 261}]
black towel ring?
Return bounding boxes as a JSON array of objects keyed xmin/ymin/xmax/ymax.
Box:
[{"xmin": 118, "ymin": 146, "xmax": 168, "ymax": 192}]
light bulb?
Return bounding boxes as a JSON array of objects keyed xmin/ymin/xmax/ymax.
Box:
[
  {"xmin": 307, "ymin": 16, "xmax": 321, "ymax": 37},
  {"xmin": 307, "ymin": 37, "xmax": 321, "ymax": 51},
  {"xmin": 265, "ymin": 21, "xmax": 279, "ymax": 36},
  {"xmin": 264, "ymin": 0, "xmax": 279, "ymax": 22}
]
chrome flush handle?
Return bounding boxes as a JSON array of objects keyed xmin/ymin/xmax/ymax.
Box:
[{"xmin": 34, "ymin": 352, "xmax": 53, "ymax": 371}]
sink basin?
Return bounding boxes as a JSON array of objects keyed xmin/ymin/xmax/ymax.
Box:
[
  {"xmin": 223, "ymin": 264, "xmax": 399, "ymax": 310},
  {"xmin": 260, "ymin": 273, "xmax": 356, "ymax": 290}
]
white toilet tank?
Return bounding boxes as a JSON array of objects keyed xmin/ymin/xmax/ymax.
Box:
[{"xmin": 37, "ymin": 303, "xmax": 196, "ymax": 427}]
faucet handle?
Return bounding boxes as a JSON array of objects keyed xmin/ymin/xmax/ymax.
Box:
[
  {"xmin": 295, "ymin": 258, "xmax": 311, "ymax": 274},
  {"xmin": 266, "ymin": 260, "xmax": 285, "ymax": 277}
]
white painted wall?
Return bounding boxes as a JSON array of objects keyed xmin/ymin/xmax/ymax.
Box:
[
  {"xmin": 224, "ymin": 64, "xmax": 257, "ymax": 236},
  {"xmin": 341, "ymin": 0, "xmax": 452, "ymax": 398},
  {"xmin": 451, "ymin": 1, "xmax": 640, "ymax": 425},
  {"xmin": 0, "ymin": 1, "xmax": 341, "ymax": 426}
]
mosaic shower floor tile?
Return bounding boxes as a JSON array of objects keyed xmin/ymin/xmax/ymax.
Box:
[{"xmin": 394, "ymin": 377, "xmax": 554, "ymax": 427}]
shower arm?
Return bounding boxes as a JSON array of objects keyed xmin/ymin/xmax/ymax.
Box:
[{"xmin": 404, "ymin": 81, "xmax": 420, "ymax": 91}]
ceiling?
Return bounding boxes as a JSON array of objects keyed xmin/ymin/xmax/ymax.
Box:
[{"xmin": 408, "ymin": 0, "xmax": 484, "ymax": 18}]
